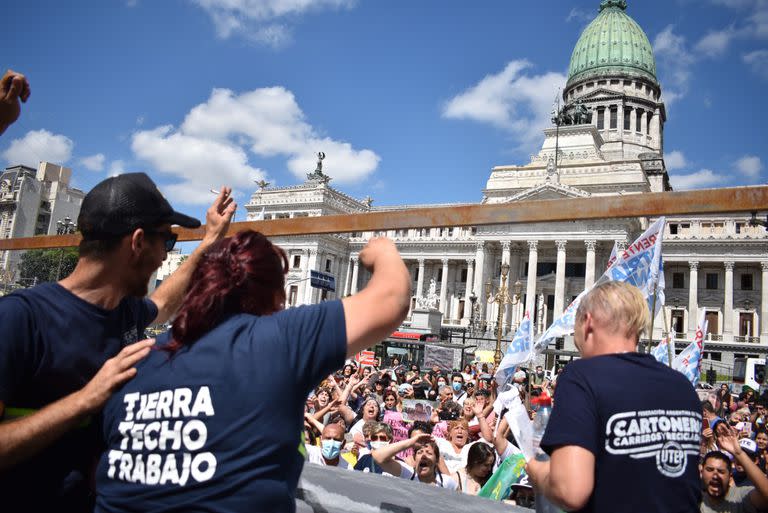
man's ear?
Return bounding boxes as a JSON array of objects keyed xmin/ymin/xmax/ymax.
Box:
[{"xmin": 129, "ymin": 228, "xmax": 146, "ymax": 256}]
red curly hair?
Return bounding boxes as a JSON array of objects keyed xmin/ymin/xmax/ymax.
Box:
[{"xmin": 164, "ymin": 230, "xmax": 288, "ymax": 354}]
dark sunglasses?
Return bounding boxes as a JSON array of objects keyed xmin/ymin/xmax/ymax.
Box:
[
  {"xmin": 370, "ymin": 435, "xmax": 389, "ymax": 442},
  {"xmin": 146, "ymin": 230, "xmax": 178, "ymax": 252}
]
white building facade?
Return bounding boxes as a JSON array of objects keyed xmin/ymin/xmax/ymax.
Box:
[
  {"xmin": 245, "ymin": 0, "xmax": 768, "ymax": 370},
  {"xmin": 0, "ymin": 161, "xmax": 85, "ymax": 281}
]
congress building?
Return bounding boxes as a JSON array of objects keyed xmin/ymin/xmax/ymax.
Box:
[{"xmin": 245, "ymin": 0, "xmax": 768, "ymax": 372}]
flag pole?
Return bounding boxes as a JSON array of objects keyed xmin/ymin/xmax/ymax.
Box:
[
  {"xmin": 663, "ymin": 305, "xmax": 674, "ymax": 367},
  {"xmin": 646, "ymin": 282, "xmax": 658, "ymax": 354}
]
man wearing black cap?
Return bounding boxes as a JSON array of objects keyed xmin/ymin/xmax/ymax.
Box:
[{"xmin": 0, "ymin": 173, "xmax": 234, "ymax": 511}]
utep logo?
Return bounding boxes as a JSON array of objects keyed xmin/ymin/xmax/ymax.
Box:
[{"xmin": 605, "ymin": 410, "xmax": 701, "ymax": 478}]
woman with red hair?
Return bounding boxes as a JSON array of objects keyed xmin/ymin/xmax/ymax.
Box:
[{"xmin": 94, "ymin": 231, "xmax": 411, "ymax": 512}]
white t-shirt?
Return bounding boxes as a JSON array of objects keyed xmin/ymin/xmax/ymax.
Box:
[
  {"xmin": 305, "ymin": 445, "xmax": 354, "ymax": 470},
  {"xmin": 349, "ymin": 419, "xmax": 366, "ymax": 438},
  {"xmin": 396, "ymin": 461, "xmax": 458, "ymax": 490},
  {"xmin": 435, "ymin": 438, "xmax": 492, "ymax": 474}
]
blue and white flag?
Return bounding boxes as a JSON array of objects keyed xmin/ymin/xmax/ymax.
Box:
[
  {"xmin": 672, "ymin": 311, "xmax": 707, "ymax": 385},
  {"xmin": 535, "ymin": 217, "xmax": 666, "ymax": 351},
  {"xmin": 605, "ymin": 240, "xmax": 619, "ymax": 271},
  {"xmin": 494, "ymin": 311, "xmax": 534, "ymax": 387},
  {"xmin": 651, "ymin": 336, "xmax": 671, "ymax": 365}
]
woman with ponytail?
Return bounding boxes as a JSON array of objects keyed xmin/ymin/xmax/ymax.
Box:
[{"xmin": 95, "ymin": 232, "xmax": 411, "ymax": 513}]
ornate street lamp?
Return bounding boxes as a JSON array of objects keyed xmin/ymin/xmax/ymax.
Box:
[
  {"xmin": 468, "ymin": 290, "xmax": 479, "ymax": 335},
  {"xmin": 486, "ymin": 263, "xmax": 523, "ymax": 368}
]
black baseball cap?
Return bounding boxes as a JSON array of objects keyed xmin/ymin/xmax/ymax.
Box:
[{"xmin": 78, "ymin": 173, "xmax": 200, "ymax": 239}]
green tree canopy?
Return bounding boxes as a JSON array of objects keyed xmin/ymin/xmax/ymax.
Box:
[{"xmin": 18, "ymin": 248, "xmax": 78, "ymax": 286}]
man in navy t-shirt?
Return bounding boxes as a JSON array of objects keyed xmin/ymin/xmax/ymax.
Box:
[
  {"xmin": 526, "ymin": 282, "xmax": 702, "ymax": 513},
  {"xmin": 0, "ymin": 173, "xmax": 234, "ymax": 512}
]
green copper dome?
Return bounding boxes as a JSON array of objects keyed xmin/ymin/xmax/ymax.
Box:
[{"xmin": 567, "ymin": 0, "xmax": 658, "ymax": 87}]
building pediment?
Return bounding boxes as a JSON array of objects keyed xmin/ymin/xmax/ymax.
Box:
[{"xmin": 506, "ymin": 181, "xmax": 591, "ymax": 202}]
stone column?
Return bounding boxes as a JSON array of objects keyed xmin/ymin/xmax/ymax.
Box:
[
  {"xmin": 343, "ymin": 257, "xmax": 353, "ymax": 296},
  {"xmin": 554, "ymin": 240, "xmax": 567, "ymax": 317},
  {"xmin": 650, "ymin": 108, "xmax": 661, "ymax": 150},
  {"xmin": 350, "ymin": 256, "xmax": 360, "ymax": 295},
  {"xmin": 641, "ymin": 110, "xmax": 648, "ymax": 135},
  {"xmin": 724, "ymin": 261, "xmax": 734, "ymax": 339},
  {"xmin": 416, "ymin": 258, "xmax": 426, "ymax": 300},
  {"xmin": 688, "ymin": 261, "xmax": 699, "ymax": 335},
  {"xmin": 305, "ymin": 249, "xmax": 318, "ymax": 304},
  {"xmin": 463, "ymin": 259, "xmax": 475, "ymax": 325},
  {"xmin": 440, "ymin": 258, "xmax": 450, "ymax": 319},
  {"xmin": 509, "ymin": 246, "xmax": 522, "ymax": 327},
  {"xmin": 525, "ymin": 240, "xmax": 538, "ymax": 316},
  {"xmin": 761, "ymin": 262, "xmax": 768, "ymax": 339},
  {"xmin": 617, "ymin": 104, "xmax": 624, "ymax": 132},
  {"xmin": 473, "ymin": 243, "xmax": 487, "ymax": 322},
  {"xmin": 584, "ymin": 240, "xmax": 597, "ymax": 290}
]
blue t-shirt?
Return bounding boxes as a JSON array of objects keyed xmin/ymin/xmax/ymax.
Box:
[
  {"xmin": 0, "ymin": 282, "xmax": 157, "ymax": 511},
  {"xmin": 95, "ymin": 300, "xmax": 347, "ymax": 513},
  {"xmin": 540, "ymin": 353, "xmax": 702, "ymax": 513}
]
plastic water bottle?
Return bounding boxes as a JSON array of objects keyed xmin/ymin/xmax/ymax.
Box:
[{"xmin": 531, "ymin": 395, "xmax": 561, "ymax": 513}]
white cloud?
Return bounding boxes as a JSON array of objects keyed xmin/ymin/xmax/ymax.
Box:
[
  {"xmin": 566, "ymin": 8, "xmax": 593, "ymax": 24},
  {"xmin": 695, "ymin": 28, "xmax": 736, "ymax": 57},
  {"xmin": 132, "ymin": 87, "xmax": 379, "ymax": 205},
  {"xmin": 2, "ymin": 129, "xmax": 73, "ymax": 167},
  {"xmin": 665, "ymin": 150, "xmax": 688, "ymax": 170},
  {"xmin": 744, "ymin": 49, "xmax": 768, "ymax": 78},
  {"xmin": 735, "ymin": 155, "xmax": 763, "ymax": 177},
  {"xmin": 441, "ymin": 60, "xmax": 566, "ymax": 151},
  {"xmin": 669, "ymin": 169, "xmax": 725, "ymax": 190},
  {"xmin": 190, "ymin": 0, "xmax": 356, "ymax": 45},
  {"xmin": 108, "ymin": 160, "xmax": 128, "ymax": 177},
  {"xmin": 79, "ymin": 153, "xmax": 105, "ymax": 171},
  {"xmin": 654, "ymin": 25, "xmax": 695, "ymax": 104}
]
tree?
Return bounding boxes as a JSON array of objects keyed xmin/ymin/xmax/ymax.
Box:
[{"xmin": 18, "ymin": 248, "xmax": 78, "ymax": 285}]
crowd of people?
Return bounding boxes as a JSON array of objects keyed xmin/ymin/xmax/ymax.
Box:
[
  {"xmin": 3, "ymin": 69, "xmax": 768, "ymax": 513},
  {"xmin": 300, "ymin": 357, "xmax": 547, "ymax": 505}
]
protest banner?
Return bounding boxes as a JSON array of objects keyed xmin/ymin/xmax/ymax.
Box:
[
  {"xmin": 535, "ymin": 217, "xmax": 666, "ymax": 352},
  {"xmin": 424, "ymin": 344, "xmax": 455, "ymax": 371},
  {"xmin": 477, "ymin": 454, "xmax": 527, "ymax": 501},
  {"xmin": 401, "ymin": 399, "xmax": 437, "ymax": 423},
  {"xmin": 494, "ymin": 311, "xmax": 534, "ymax": 387},
  {"xmin": 672, "ymin": 310, "xmax": 707, "ymax": 385}
]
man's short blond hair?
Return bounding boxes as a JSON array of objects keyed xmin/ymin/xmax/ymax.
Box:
[{"xmin": 575, "ymin": 281, "xmax": 649, "ymax": 342}]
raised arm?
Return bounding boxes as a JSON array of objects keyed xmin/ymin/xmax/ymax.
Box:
[
  {"xmin": 342, "ymin": 238, "xmax": 410, "ymax": 358},
  {"xmin": 150, "ymin": 187, "xmax": 235, "ymax": 324},
  {"xmin": 372, "ymin": 433, "xmax": 432, "ymax": 477},
  {"xmin": 473, "ymin": 402, "xmax": 493, "ymax": 443},
  {"xmin": 0, "ymin": 340, "xmax": 153, "ymax": 471},
  {"xmin": 718, "ymin": 427, "xmax": 768, "ymax": 510}
]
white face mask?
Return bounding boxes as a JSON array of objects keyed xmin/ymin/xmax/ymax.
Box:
[{"xmin": 369, "ymin": 441, "xmax": 389, "ymax": 451}]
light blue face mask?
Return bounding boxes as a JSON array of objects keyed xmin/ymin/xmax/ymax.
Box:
[
  {"xmin": 452, "ymin": 382, "xmax": 463, "ymax": 393},
  {"xmin": 321, "ymin": 439, "xmax": 343, "ymax": 460}
]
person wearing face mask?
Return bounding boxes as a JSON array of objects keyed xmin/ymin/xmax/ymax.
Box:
[
  {"xmin": 451, "ymin": 373, "xmax": 468, "ymax": 406},
  {"xmin": 354, "ymin": 423, "xmax": 394, "ymax": 475},
  {"xmin": 305, "ymin": 423, "xmax": 353, "ymax": 470},
  {"xmin": 372, "ymin": 433, "xmax": 459, "ymax": 490}
]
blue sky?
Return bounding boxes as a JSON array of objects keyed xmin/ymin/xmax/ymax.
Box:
[{"xmin": 2, "ymin": 0, "xmax": 767, "ymax": 223}]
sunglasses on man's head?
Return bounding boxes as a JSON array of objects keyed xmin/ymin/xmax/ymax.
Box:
[{"xmin": 145, "ymin": 230, "xmax": 178, "ymax": 252}]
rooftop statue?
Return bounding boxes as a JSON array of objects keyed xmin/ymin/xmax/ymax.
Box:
[{"xmin": 307, "ymin": 151, "xmax": 331, "ymax": 184}]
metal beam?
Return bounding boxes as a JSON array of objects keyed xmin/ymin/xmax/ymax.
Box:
[{"xmin": 1, "ymin": 185, "xmax": 766, "ymax": 250}]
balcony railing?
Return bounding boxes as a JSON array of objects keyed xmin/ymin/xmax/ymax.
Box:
[{"xmin": 734, "ymin": 335, "xmax": 761, "ymax": 344}]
